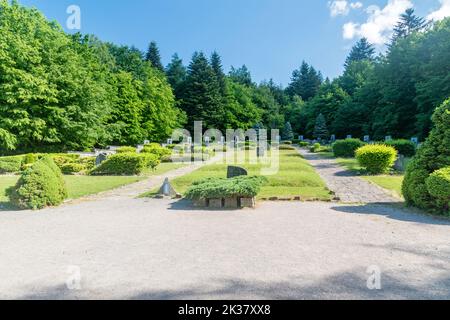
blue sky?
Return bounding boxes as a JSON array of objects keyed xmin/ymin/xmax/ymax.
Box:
[{"xmin": 19, "ymin": 0, "xmax": 450, "ymax": 85}]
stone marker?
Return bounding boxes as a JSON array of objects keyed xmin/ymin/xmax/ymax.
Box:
[
  {"xmin": 95, "ymin": 152, "xmax": 108, "ymax": 166},
  {"xmin": 411, "ymin": 137, "xmax": 419, "ymax": 145},
  {"xmin": 209, "ymin": 198, "xmax": 223, "ymax": 209},
  {"xmin": 385, "ymin": 136, "xmax": 392, "ymax": 142},
  {"xmin": 330, "ymin": 134, "xmax": 336, "ymax": 142},
  {"xmin": 159, "ymin": 178, "xmax": 177, "ymax": 197},
  {"xmin": 346, "ymin": 135, "xmax": 352, "ymax": 139},
  {"xmin": 224, "ymin": 197, "xmax": 239, "ymax": 209},
  {"xmin": 364, "ymin": 135, "xmax": 370, "ymax": 143},
  {"xmin": 240, "ymin": 197, "xmax": 256, "ymax": 208},
  {"xmin": 299, "ymin": 135, "xmax": 304, "ymax": 141},
  {"xmin": 227, "ymin": 166, "xmax": 248, "ymax": 179}
]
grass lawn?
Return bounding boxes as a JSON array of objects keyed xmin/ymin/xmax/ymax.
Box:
[
  {"xmin": 334, "ymin": 156, "xmax": 404, "ymax": 198},
  {"xmin": 144, "ymin": 149, "xmax": 332, "ymax": 201},
  {"xmin": 143, "ymin": 162, "xmax": 186, "ymax": 176}
]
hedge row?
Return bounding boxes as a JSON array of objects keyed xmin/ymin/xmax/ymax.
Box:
[
  {"xmin": 332, "ymin": 139, "xmax": 366, "ymax": 158},
  {"xmin": 90, "ymin": 153, "xmax": 160, "ymax": 175}
]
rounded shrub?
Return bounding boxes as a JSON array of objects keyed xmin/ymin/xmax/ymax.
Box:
[
  {"xmin": 310, "ymin": 143, "xmax": 321, "ymax": 153},
  {"xmin": 116, "ymin": 146, "xmax": 137, "ymax": 154},
  {"xmin": 385, "ymin": 139, "xmax": 416, "ymax": 157},
  {"xmin": 90, "ymin": 153, "xmax": 160, "ymax": 175},
  {"xmin": 61, "ymin": 163, "xmax": 85, "ymax": 175},
  {"xmin": 8, "ymin": 157, "xmax": 67, "ymax": 210},
  {"xmin": 425, "ymin": 167, "xmax": 450, "ymax": 213},
  {"xmin": 332, "ymin": 138, "xmax": 366, "ymax": 158},
  {"xmin": 141, "ymin": 143, "xmax": 171, "ymax": 158},
  {"xmin": 402, "ymin": 99, "xmax": 450, "ymax": 214},
  {"xmin": 355, "ymin": 144, "xmax": 398, "ymax": 174}
]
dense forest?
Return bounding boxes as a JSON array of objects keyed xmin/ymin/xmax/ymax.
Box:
[{"xmin": 0, "ymin": 1, "xmax": 449, "ymax": 153}]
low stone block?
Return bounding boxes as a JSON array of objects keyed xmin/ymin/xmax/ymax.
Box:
[
  {"xmin": 193, "ymin": 199, "xmax": 207, "ymax": 207},
  {"xmin": 208, "ymin": 198, "xmax": 223, "ymax": 209},
  {"xmin": 240, "ymin": 197, "xmax": 256, "ymax": 208},
  {"xmin": 224, "ymin": 197, "xmax": 239, "ymax": 209}
]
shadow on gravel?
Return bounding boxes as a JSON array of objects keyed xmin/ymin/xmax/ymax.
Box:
[
  {"xmin": 167, "ymin": 199, "xmax": 242, "ymax": 212},
  {"xmin": 331, "ymin": 204, "xmax": 450, "ymax": 226},
  {"xmin": 14, "ymin": 269, "xmax": 450, "ymax": 300}
]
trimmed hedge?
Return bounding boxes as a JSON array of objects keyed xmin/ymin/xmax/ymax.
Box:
[
  {"xmin": 185, "ymin": 176, "xmax": 268, "ymax": 200},
  {"xmin": 356, "ymin": 144, "xmax": 398, "ymax": 174},
  {"xmin": 279, "ymin": 144, "xmax": 296, "ymax": 150},
  {"xmin": 299, "ymin": 142, "xmax": 309, "ymax": 147},
  {"xmin": 0, "ymin": 155, "xmax": 23, "ymax": 173},
  {"xmin": 426, "ymin": 167, "xmax": 450, "ymax": 212},
  {"xmin": 61, "ymin": 163, "xmax": 85, "ymax": 175},
  {"xmin": 116, "ymin": 146, "xmax": 137, "ymax": 154},
  {"xmin": 8, "ymin": 157, "xmax": 67, "ymax": 210},
  {"xmin": 90, "ymin": 152, "xmax": 160, "ymax": 175},
  {"xmin": 333, "ymin": 139, "xmax": 366, "ymax": 158},
  {"xmin": 402, "ymin": 99, "xmax": 450, "ymax": 215},
  {"xmin": 310, "ymin": 143, "xmax": 321, "ymax": 153},
  {"xmin": 386, "ymin": 139, "xmax": 416, "ymax": 157}
]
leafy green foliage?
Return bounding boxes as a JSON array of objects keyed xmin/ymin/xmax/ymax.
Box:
[
  {"xmin": 0, "ymin": 155, "xmax": 24, "ymax": 173},
  {"xmin": 91, "ymin": 153, "xmax": 160, "ymax": 175},
  {"xmin": 185, "ymin": 176, "xmax": 268, "ymax": 200},
  {"xmin": 116, "ymin": 146, "xmax": 137, "ymax": 154},
  {"xmin": 310, "ymin": 143, "xmax": 321, "ymax": 153},
  {"xmin": 8, "ymin": 157, "xmax": 67, "ymax": 210},
  {"xmin": 425, "ymin": 167, "xmax": 450, "ymax": 214},
  {"xmin": 355, "ymin": 145, "xmax": 398, "ymax": 174},
  {"xmin": 333, "ymin": 139, "xmax": 366, "ymax": 158},
  {"xmin": 282, "ymin": 122, "xmax": 294, "ymax": 141},
  {"xmin": 313, "ymin": 114, "xmax": 329, "ymax": 140},
  {"xmin": 385, "ymin": 139, "xmax": 416, "ymax": 157},
  {"xmin": 141, "ymin": 143, "xmax": 172, "ymax": 158},
  {"xmin": 402, "ymin": 99, "xmax": 450, "ymax": 214}
]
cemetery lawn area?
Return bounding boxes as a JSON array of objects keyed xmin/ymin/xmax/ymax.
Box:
[
  {"xmin": 144, "ymin": 149, "xmax": 332, "ymax": 200},
  {"xmin": 334, "ymin": 157, "xmax": 404, "ymax": 199},
  {"xmin": 143, "ymin": 162, "xmax": 186, "ymax": 176}
]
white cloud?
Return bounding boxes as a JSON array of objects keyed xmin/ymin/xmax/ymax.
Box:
[
  {"xmin": 328, "ymin": 1, "xmax": 364, "ymax": 17},
  {"xmin": 350, "ymin": 2, "xmax": 363, "ymax": 9},
  {"xmin": 427, "ymin": 0, "xmax": 450, "ymax": 21},
  {"xmin": 342, "ymin": 0, "xmax": 413, "ymax": 45}
]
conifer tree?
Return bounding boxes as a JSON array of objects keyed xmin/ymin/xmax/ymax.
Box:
[
  {"xmin": 165, "ymin": 53, "xmax": 186, "ymax": 97},
  {"xmin": 392, "ymin": 9, "xmax": 427, "ymax": 41},
  {"xmin": 282, "ymin": 122, "xmax": 294, "ymax": 141},
  {"xmin": 145, "ymin": 41, "xmax": 164, "ymax": 72},
  {"xmin": 313, "ymin": 114, "xmax": 329, "ymax": 140},
  {"xmin": 344, "ymin": 38, "xmax": 375, "ymax": 69}
]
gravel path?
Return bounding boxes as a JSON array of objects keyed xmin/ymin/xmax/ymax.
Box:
[
  {"xmin": 0, "ymin": 199, "xmax": 449, "ymax": 300},
  {"xmin": 297, "ymin": 149, "xmax": 399, "ymax": 203}
]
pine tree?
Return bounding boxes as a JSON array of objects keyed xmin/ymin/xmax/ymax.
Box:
[
  {"xmin": 286, "ymin": 61, "xmax": 322, "ymax": 100},
  {"xmin": 179, "ymin": 52, "xmax": 224, "ymax": 130},
  {"xmin": 392, "ymin": 9, "xmax": 427, "ymax": 41},
  {"xmin": 313, "ymin": 114, "xmax": 329, "ymax": 140},
  {"xmin": 145, "ymin": 41, "xmax": 164, "ymax": 72},
  {"xmin": 165, "ymin": 53, "xmax": 186, "ymax": 97},
  {"xmin": 344, "ymin": 38, "xmax": 375, "ymax": 69},
  {"xmin": 282, "ymin": 122, "xmax": 294, "ymax": 141},
  {"xmin": 229, "ymin": 65, "xmax": 253, "ymax": 86},
  {"xmin": 210, "ymin": 51, "xmax": 227, "ymax": 95}
]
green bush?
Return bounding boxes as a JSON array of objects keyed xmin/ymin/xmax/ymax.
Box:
[
  {"xmin": 8, "ymin": 157, "xmax": 67, "ymax": 210},
  {"xmin": 299, "ymin": 142, "xmax": 309, "ymax": 147},
  {"xmin": 282, "ymin": 141, "xmax": 293, "ymax": 145},
  {"xmin": 141, "ymin": 143, "xmax": 172, "ymax": 158},
  {"xmin": 79, "ymin": 157, "xmax": 96, "ymax": 171},
  {"xmin": 426, "ymin": 167, "xmax": 450, "ymax": 213},
  {"xmin": 386, "ymin": 139, "xmax": 416, "ymax": 157},
  {"xmin": 333, "ymin": 139, "xmax": 366, "ymax": 158},
  {"xmin": 51, "ymin": 154, "xmax": 81, "ymax": 168},
  {"xmin": 403, "ymin": 99, "xmax": 450, "ymax": 214},
  {"xmin": 185, "ymin": 176, "xmax": 268, "ymax": 200},
  {"xmin": 23, "ymin": 153, "xmax": 37, "ymax": 165},
  {"xmin": 279, "ymin": 144, "xmax": 296, "ymax": 150},
  {"xmin": 61, "ymin": 163, "xmax": 85, "ymax": 175},
  {"xmin": 90, "ymin": 152, "xmax": 160, "ymax": 175},
  {"xmin": 0, "ymin": 155, "xmax": 23, "ymax": 173},
  {"xmin": 116, "ymin": 146, "xmax": 137, "ymax": 154},
  {"xmin": 310, "ymin": 143, "xmax": 321, "ymax": 153},
  {"xmin": 355, "ymin": 144, "xmax": 398, "ymax": 174}
]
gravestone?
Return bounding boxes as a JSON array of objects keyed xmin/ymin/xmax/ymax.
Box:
[
  {"xmin": 227, "ymin": 166, "xmax": 248, "ymax": 179},
  {"xmin": 95, "ymin": 152, "xmax": 108, "ymax": 166},
  {"xmin": 385, "ymin": 136, "xmax": 392, "ymax": 142},
  {"xmin": 158, "ymin": 178, "xmax": 177, "ymax": 197},
  {"xmin": 364, "ymin": 135, "xmax": 370, "ymax": 143},
  {"xmin": 346, "ymin": 135, "xmax": 352, "ymax": 139},
  {"xmin": 411, "ymin": 137, "xmax": 419, "ymax": 145},
  {"xmin": 299, "ymin": 135, "xmax": 304, "ymax": 141},
  {"xmin": 167, "ymin": 139, "xmax": 173, "ymax": 145},
  {"xmin": 330, "ymin": 134, "xmax": 336, "ymax": 142}
]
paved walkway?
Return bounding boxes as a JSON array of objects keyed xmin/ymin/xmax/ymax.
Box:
[
  {"xmin": 297, "ymin": 149, "xmax": 399, "ymax": 204},
  {"xmin": 1, "ymin": 199, "xmax": 449, "ymax": 300}
]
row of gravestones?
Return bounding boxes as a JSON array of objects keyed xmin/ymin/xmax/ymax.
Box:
[{"xmin": 298, "ymin": 135, "xmax": 419, "ymax": 145}]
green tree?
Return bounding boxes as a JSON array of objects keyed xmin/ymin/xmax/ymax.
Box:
[
  {"xmin": 282, "ymin": 122, "xmax": 294, "ymax": 141},
  {"xmin": 145, "ymin": 41, "xmax": 164, "ymax": 72},
  {"xmin": 286, "ymin": 61, "xmax": 322, "ymax": 101},
  {"xmin": 313, "ymin": 114, "xmax": 329, "ymax": 140},
  {"xmin": 392, "ymin": 9, "xmax": 427, "ymax": 41},
  {"xmin": 165, "ymin": 53, "xmax": 186, "ymax": 98},
  {"xmin": 229, "ymin": 65, "xmax": 253, "ymax": 87},
  {"xmin": 344, "ymin": 38, "xmax": 375, "ymax": 69}
]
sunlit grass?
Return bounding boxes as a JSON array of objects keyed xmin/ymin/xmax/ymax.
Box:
[{"xmin": 144, "ymin": 150, "xmax": 332, "ymax": 200}]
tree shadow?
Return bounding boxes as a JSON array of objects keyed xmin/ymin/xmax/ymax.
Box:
[
  {"xmin": 13, "ymin": 268, "xmax": 450, "ymax": 300},
  {"xmin": 331, "ymin": 203, "xmax": 450, "ymax": 226},
  {"xmin": 167, "ymin": 199, "xmax": 243, "ymax": 212}
]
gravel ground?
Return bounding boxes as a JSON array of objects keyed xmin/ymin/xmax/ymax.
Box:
[{"xmin": 1, "ymin": 198, "xmax": 449, "ymax": 300}]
